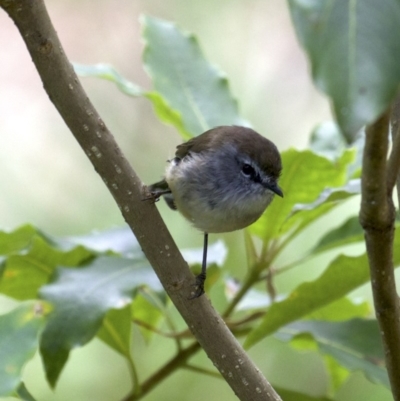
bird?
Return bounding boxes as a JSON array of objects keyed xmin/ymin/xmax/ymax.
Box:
[{"xmin": 146, "ymin": 125, "xmax": 283, "ymax": 298}]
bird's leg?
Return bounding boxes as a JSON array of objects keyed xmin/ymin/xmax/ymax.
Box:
[
  {"xmin": 142, "ymin": 179, "xmax": 171, "ymax": 203},
  {"xmin": 189, "ymin": 232, "xmax": 208, "ymax": 299},
  {"xmin": 143, "ymin": 188, "xmax": 171, "ymax": 202}
]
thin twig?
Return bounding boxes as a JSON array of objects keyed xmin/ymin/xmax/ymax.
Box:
[
  {"xmin": 133, "ymin": 319, "xmax": 192, "ymax": 339},
  {"xmin": 359, "ymin": 110, "xmax": 400, "ymax": 400},
  {"xmin": 138, "ymin": 287, "xmax": 183, "ymax": 350},
  {"xmin": 227, "ymin": 311, "xmax": 265, "ymax": 328},
  {"xmin": 122, "ymin": 342, "xmax": 201, "ymax": 401}
]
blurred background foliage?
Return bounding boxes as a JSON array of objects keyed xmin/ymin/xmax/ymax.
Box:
[{"xmin": 0, "ymin": 1, "xmax": 391, "ymax": 401}]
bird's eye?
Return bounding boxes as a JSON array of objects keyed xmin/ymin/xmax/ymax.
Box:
[{"xmin": 242, "ymin": 163, "xmax": 255, "ymax": 176}]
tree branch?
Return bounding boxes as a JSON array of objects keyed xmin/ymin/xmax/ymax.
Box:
[
  {"xmin": 123, "ymin": 342, "xmax": 201, "ymax": 401},
  {"xmin": 359, "ymin": 110, "xmax": 400, "ymax": 400},
  {"xmin": 0, "ymin": 1, "xmax": 281, "ymax": 400},
  {"xmin": 390, "ymin": 96, "xmax": 400, "ymax": 209}
]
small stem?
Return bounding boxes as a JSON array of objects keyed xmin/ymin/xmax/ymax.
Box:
[
  {"xmin": 223, "ymin": 238, "xmax": 281, "ymax": 318},
  {"xmin": 265, "ymin": 267, "xmax": 277, "ymax": 301},
  {"xmin": 227, "ymin": 311, "xmax": 265, "ymax": 328},
  {"xmin": 271, "ymin": 253, "xmax": 313, "ymax": 277},
  {"xmin": 121, "ymin": 342, "xmax": 201, "ymax": 401},
  {"xmin": 243, "ymin": 230, "xmax": 258, "ymax": 268},
  {"xmin": 133, "ymin": 319, "xmax": 192, "ymax": 339},
  {"xmin": 127, "ymin": 356, "xmax": 141, "ymax": 396},
  {"xmin": 139, "ymin": 287, "xmax": 183, "ymax": 349}
]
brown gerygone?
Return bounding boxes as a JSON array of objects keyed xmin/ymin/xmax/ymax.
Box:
[{"xmin": 146, "ymin": 125, "xmax": 283, "ymax": 298}]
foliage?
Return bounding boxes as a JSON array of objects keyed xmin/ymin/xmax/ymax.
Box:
[
  {"xmin": 1, "ymin": 4, "xmax": 400, "ymax": 401},
  {"xmin": 288, "ymin": 0, "xmax": 400, "ymax": 142}
]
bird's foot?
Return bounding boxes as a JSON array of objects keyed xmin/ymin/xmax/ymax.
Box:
[
  {"xmin": 141, "ymin": 186, "xmax": 164, "ymax": 203},
  {"xmin": 188, "ymin": 272, "xmax": 206, "ymax": 299}
]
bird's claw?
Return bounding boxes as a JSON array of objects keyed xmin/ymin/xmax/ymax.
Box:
[
  {"xmin": 188, "ymin": 273, "xmax": 206, "ymax": 299},
  {"xmin": 141, "ymin": 187, "xmax": 161, "ymax": 203}
]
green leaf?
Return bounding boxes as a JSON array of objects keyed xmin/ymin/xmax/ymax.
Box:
[
  {"xmin": 73, "ymin": 63, "xmax": 143, "ymax": 96},
  {"xmin": 132, "ymin": 292, "xmax": 164, "ymax": 342},
  {"xmin": 75, "ymin": 65, "xmax": 192, "ymax": 140},
  {"xmin": 290, "ymin": 179, "xmax": 360, "ymax": 215},
  {"xmin": 288, "ymin": 0, "xmax": 400, "ymax": 141},
  {"xmin": 312, "ymin": 216, "xmax": 364, "ymax": 254},
  {"xmin": 0, "ymin": 301, "xmax": 48, "ymax": 397},
  {"xmin": 280, "ymin": 179, "xmax": 360, "ymax": 244},
  {"xmin": 323, "ymin": 355, "xmax": 351, "ymax": 395},
  {"xmin": 39, "ymin": 256, "xmax": 160, "ymax": 387},
  {"xmin": 306, "ymin": 297, "xmax": 369, "ymax": 321},
  {"xmin": 60, "ymin": 226, "xmax": 140, "ymax": 256},
  {"xmin": 97, "ymin": 305, "xmax": 132, "ymax": 358},
  {"xmin": 246, "ymin": 227, "xmax": 400, "ymax": 348},
  {"xmin": 245, "ymin": 253, "xmax": 369, "ymax": 348},
  {"xmin": 145, "ymin": 91, "xmax": 193, "ymax": 140},
  {"xmin": 16, "ymin": 382, "xmax": 38, "ymax": 401},
  {"xmin": 141, "ymin": 15, "xmax": 247, "ymax": 136},
  {"xmin": 75, "ymin": 16, "xmax": 247, "ymax": 139},
  {"xmin": 0, "ymin": 236, "xmax": 93, "ymax": 301},
  {"xmin": 251, "ymin": 149, "xmax": 354, "ymax": 240},
  {"xmin": 310, "ymin": 123, "xmax": 364, "ymax": 178},
  {"xmin": 0, "ymin": 225, "xmax": 36, "ymax": 256},
  {"xmin": 276, "ymin": 320, "xmax": 389, "ymax": 388},
  {"xmin": 74, "ymin": 63, "xmax": 192, "ymax": 140}
]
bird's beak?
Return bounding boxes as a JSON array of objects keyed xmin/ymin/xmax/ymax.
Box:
[{"xmin": 269, "ymin": 183, "xmax": 283, "ymax": 198}]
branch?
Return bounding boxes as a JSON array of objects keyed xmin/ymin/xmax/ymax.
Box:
[
  {"xmin": 0, "ymin": 1, "xmax": 281, "ymax": 400},
  {"xmin": 389, "ymin": 96, "xmax": 400, "ymax": 209},
  {"xmin": 359, "ymin": 110, "xmax": 400, "ymax": 400},
  {"xmin": 123, "ymin": 342, "xmax": 201, "ymax": 401}
]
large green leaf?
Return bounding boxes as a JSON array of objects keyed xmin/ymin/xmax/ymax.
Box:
[
  {"xmin": 0, "ymin": 225, "xmax": 36, "ymax": 255},
  {"xmin": 323, "ymin": 355, "xmax": 350, "ymax": 395},
  {"xmin": 288, "ymin": 0, "xmax": 400, "ymax": 141},
  {"xmin": 233, "ymin": 284, "xmax": 369, "ymax": 322},
  {"xmin": 39, "ymin": 256, "xmax": 160, "ymax": 387},
  {"xmin": 312, "ymin": 216, "xmax": 364, "ymax": 254},
  {"xmin": 141, "ymin": 15, "xmax": 247, "ymax": 136},
  {"xmin": 76, "ymin": 16, "xmax": 249, "ymax": 138},
  {"xmin": 246, "ymin": 227, "xmax": 400, "ymax": 347},
  {"xmin": 74, "ymin": 63, "xmax": 192, "ymax": 140},
  {"xmin": 0, "ymin": 301, "xmax": 48, "ymax": 397},
  {"xmin": 16, "ymin": 382, "xmax": 38, "ymax": 401},
  {"xmin": 251, "ymin": 149, "xmax": 354, "ymax": 240},
  {"xmin": 59, "ymin": 226, "xmax": 139, "ymax": 256},
  {"xmin": 97, "ymin": 305, "xmax": 132, "ymax": 358},
  {"xmin": 0, "ymin": 236, "xmax": 92, "ymax": 300},
  {"xmin": 245, "ymin": 253, "xmax": 368, "ymax": 347},
  {"xmin": 306, "ymin": 297, "xmax": 369, "ymax": 321},
  {"xmin": 74, "ymin": 63, "xmax": 143, "ymax": 97},
  {"xmin": 309, "ymin": 123, "xmax": 364, "ymax": 177},
  {"xmin": 279, "ymin": 179, "xmax": 360, "ymax": 245},
  {"xmin": 276, "ymin": 319, "xmax": 389, "ymax": 388},
  {"xmin": 131, "ymin": 292, "xmax": 164, "ymax": 342}
]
